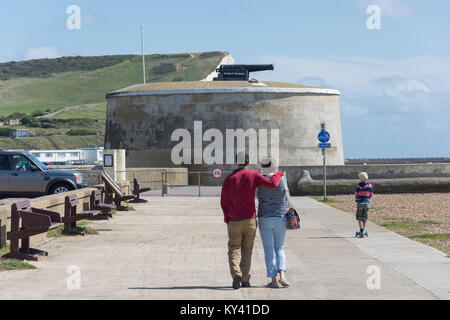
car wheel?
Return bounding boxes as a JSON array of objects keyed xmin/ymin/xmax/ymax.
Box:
[{"xmin": 49, "ymin": 183, "xmax": 73, "ymax": 195}]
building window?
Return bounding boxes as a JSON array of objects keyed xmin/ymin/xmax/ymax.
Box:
[{"xmin": 14, "ymin": 130, "xmax": 28, "ymax": 138}]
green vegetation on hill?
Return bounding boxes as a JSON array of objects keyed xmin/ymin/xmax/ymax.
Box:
[
  {"xmin": 0, "ymin": 55, "xmax": 135, "ymax": 80},
  {"xmin": 0, "ymin": 52, "xmax": 226, "ymax": 150},
  {"xmin": 0, "ymin": 128, "xmax": 14, "ymax": 136},
  {"xmin": 52, "ymin": 103, "xmax": 107, "ymax": 120},
  {"xmin": 0, "ymin": 52, "xmax": 227, "ymax": 116}
]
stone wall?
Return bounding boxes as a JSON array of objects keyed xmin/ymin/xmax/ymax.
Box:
[
  {"xmin": 289, "ymin": 163, "xmax": 450, "ymax": 180},
  {"xmin": 296, "ymin": 177, "xmax": 450, "ymax": 195},
  {"xmin": 281, "ymin": 163, "xmax": 450, "ymax": 195}
]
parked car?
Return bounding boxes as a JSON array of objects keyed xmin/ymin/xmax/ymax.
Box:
[{"xmin": 0, "ymin": 150, "xmax": 87, "ymax": 197}]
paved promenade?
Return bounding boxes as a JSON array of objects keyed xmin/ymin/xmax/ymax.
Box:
[{"xmin": 0, "ymin": 195, "xmax": 448, "ymax": 300}]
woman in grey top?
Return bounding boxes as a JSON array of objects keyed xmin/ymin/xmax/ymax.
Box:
[{"xmin": 257, "ymin": 157, "xmax": 294, "ymax": 288}]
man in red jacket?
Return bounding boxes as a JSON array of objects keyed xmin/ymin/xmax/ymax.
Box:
[{"xmin": 221, "ymin": 153, "xmax": 284, "ymax": 290}]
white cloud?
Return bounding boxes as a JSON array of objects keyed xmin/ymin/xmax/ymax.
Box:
[
  {"xmin": 372, "ymin": 75, "xmax": 450, "ymax": 114},
  {"xmin": 356, "ymin": 0, "xmax": 420, "ymax": 18},
  {"xmin": 256, "ymin": 53, "xmax": 450, "ymax": 120},
  {"xmin": 24, "ymin": 46, "xmax": 62, "ymax": 60},
  {"xmin": 258, "ymin": 54, "xmax": 450, "ymax": 94},
  {"xmin": 373, "ymin": 76, "xmax": 430, "ymax": 109}
]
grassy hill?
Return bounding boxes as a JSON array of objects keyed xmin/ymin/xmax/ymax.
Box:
[
  {"xmin": 0, "ymin": 52, "xmax": 226, "ymax": 115},
  {"xmin": 0, "ymin": 52, "xmax": 227, "ymax": 150}
]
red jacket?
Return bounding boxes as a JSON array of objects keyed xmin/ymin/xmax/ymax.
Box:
[{"xmin": 221, "ymin": 168, "xmax": 284, "ymax": 224}]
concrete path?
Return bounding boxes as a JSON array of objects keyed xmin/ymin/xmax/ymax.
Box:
[{"xmin": 0, "ymin": 196, "xmax": 448, "ymax": 300}]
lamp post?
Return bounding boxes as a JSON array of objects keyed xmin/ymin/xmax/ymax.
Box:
[{"xmin": 141, "ymin": 25, "xmax": 146, "ymax": 84}]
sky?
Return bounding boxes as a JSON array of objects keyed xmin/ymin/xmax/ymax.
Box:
[{"xmin": 0, "ymin": 0, "xmax": 449, "ymax": 159}]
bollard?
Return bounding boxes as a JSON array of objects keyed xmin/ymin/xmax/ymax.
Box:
[{"xmin": 162, "ymin": 183, "xmax": 169, "ymax": 195}]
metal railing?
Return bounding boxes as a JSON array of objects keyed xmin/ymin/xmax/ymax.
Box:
[
  {"xmin": 80, "ymin": 170, "xmax": 103, "ymax": 187},
  {"xmin": 161, "ymin": 170, "xmax": 232, "ymax": 197},
  {"xmin": 80, "ymin": 169, "xmax": 231, "ymax": 197}
]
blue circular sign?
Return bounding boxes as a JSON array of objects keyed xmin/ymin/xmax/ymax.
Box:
[{"xmin": 318, "ymin": 131, "xmax": 331, "ymax": 143}]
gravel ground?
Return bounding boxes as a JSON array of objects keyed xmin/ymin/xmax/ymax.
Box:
[{"xmin": 316, "ymin": 193, "xmax": 450, "ymax": 255}]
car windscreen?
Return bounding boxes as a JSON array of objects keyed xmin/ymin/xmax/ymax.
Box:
[{"xmin": 26, "ymin": 154, "xmax": 49, "ymax": 171}]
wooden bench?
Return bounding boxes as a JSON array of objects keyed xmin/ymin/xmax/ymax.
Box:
[
  {"xmin": 90, "ymin": 189, "xmax": 116, "ymax": 220},
  {"xmin": 63, "ymin": 194, "xmax": 100, "ymax": 233},
  {"xmin": 2, "ymin": 201, "xmax": 61, "ymax": 261},
  {"xmin": 130, "ymin": 178, "xmax": 152, "ymax": 203},
  {"xmin": 101, "ymin": 171, "xmax": 135, "ymax": 210}
]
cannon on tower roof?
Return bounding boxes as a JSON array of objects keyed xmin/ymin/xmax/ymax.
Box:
[{"xmin": 214, "ymin": 64, "xmax": 274, "ymax": 82}]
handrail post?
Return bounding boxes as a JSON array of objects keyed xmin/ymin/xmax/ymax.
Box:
[
  {"xmin": 198, "ymin": 172, "xmax": 201, "ymax": 197},
  {"xmin": 162, "ymin": 171, "xmax": 165, "ymax": 197}
]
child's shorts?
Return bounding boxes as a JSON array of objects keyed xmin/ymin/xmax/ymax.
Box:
[{"xmin": 356, "ymin": 202, "xmax": 370, "ymax": 222}]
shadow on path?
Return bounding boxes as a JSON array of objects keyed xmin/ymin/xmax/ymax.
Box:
[
  {"xmin": 307, "ymin": 236, "xmax": 356, "ymax": 240},
  {"xmin": 129, "ymin": 286, "xmax": 234, "ymax": 291},
  {"xmin": 129, "ymin": 285, "xmax": 267, "ymax": 291}
]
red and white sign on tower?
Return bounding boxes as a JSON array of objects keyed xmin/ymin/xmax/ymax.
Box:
[{"xmin": 212, "ymin": 168, "xmax": 224, "ymax": 179}]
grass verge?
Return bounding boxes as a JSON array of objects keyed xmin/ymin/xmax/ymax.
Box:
[
  {"xmin": 47, "ymin": 222, "xmax": 99, "ymax": 238},
  {"xmin": 311, "ymin": 196, "xmax": 343, "ymax": 204},
  {"xmin": 0, "ymin": 246, "xmax": 37, "ymax": 271},
  {"xmin": 368, "ymin": 218, "xmax": 448, "ymax": 254},
  {"xmin": 410, "ymin": 234, "xmax": 450, "ymax": 241},
  {"xmin": 311, "ymin": 196, "xmax": 449, "ymax": 255},
  {"xmin": 117, "ymin": 205, "xmax": 136, "ymax": 212}
]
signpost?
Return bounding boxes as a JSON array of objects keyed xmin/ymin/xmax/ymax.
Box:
[
  {"xmin": 318, "ymin": 131, "xmax": 331, "ymax": 144},
  {"xmin": 103, "ymin": 154, "xmax": 114, "ymax": 168},
  {"xmin": 318, "ymin": 123, "xmax": 331, "ymax": 201},
  {"xmin": 318, "ymin": 143, "xmax": 332, "ymax": 149}
]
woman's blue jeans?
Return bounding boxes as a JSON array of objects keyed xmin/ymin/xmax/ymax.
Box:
[{"xmin": 258, "ymin": 216, "xmax": 287, "ymax": 278}]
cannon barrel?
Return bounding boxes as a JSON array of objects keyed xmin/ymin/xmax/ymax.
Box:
[
  {"xmin": 214, "ymin": 64, "xmax": 274, "ymax": 81},
  {"xmin": 216, "ymin": 64, "xmax": 274, "ymax": 73}
]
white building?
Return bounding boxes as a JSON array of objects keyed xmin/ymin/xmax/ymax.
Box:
[
  {"xmin": 30, "ymin": 147, "xmax": 103, "ymax": 165},
  {"xmin": 80, "ymin": 147, "xmax": 104, "ymax": 164}
]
